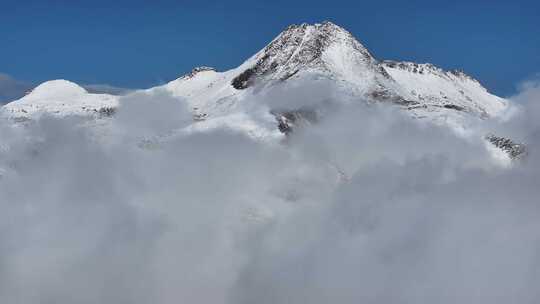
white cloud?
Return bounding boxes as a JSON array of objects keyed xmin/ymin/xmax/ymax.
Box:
[{"xmin": 0, "ymin": 79, "xmax": 539, "ymax": 303}]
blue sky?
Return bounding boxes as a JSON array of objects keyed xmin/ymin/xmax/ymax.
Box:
[{"xmin": 0, "ymin": 0, "xmax": 538, "ymax": 98}]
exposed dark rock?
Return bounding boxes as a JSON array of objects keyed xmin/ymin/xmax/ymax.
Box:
[
  {"xmin": 231, "ymin": 68, "xmax": 257, "ymax": 89},
  {"xmin": 486, "ymin": 134, "xmax": 527, "ymax": 159},
  {"xmin": 369, "ymin": 89, "xmax": 416, "ymax": 105},
  {"xmin": 443, "ymin": 104, "xmax": 465, "ymax": 111},
  {"xmin": 193, "ymin": 113, "xmax": 208, "ymax": 121},
  {"xmin": 181, "ymin": 66, "xmax": 216, "ymax": 80},
  {"xmin": 271, "ymin": 108, "xmax": 319, "ymax": 135},
  {"xmin": 97, "ymin": 107, "xmax": 116, "ymax": 118},
  {"xmin": 280, "ymin": 69, "xmax": 300, "ymax": 81}
]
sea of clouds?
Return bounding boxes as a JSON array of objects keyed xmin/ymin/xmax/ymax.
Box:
[{"xmin": 0, "ymin": 79, "xmax": 539, "ymax": 303}]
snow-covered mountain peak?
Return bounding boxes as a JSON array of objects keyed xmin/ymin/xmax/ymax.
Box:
[
  {"xmin": 278, "ymin": 21, "xmax": 371, "ymax": 56},
  {"xmin": 2, "ymin": 79, "xmax": 118, "ymax": 119},
  {"xmin": 231, "ymin": 21, "xmax": 378, "ymax": 90},
  {"xmin": 26, "ymin": 79, "xmax": 88, "ymax": 100}
]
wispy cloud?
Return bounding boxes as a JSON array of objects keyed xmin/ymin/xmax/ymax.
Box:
[{"xmin": 0, "ymin": 73, "xmax": 32, "ymax": 104}]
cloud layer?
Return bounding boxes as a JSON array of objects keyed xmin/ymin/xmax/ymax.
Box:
[{"xmin": 0, "ymin": 80, "xmax": 539, "ymax": 303}]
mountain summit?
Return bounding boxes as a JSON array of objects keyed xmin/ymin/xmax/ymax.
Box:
[
  {"xmin": 228, "ymin": 21, "xmax": 506, "ymax": 120},
  {"xmin": 231, "ymin": 21, "xmax": 380, "ymax": 89}
]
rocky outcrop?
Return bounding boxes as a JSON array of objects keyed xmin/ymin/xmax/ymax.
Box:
[
  {"xmin": 231, "ymin": 21, "xmax": 376, "ymax": 90},
  {"xmin": 271, "ymin": 108, "xmax": 319, "ymax": 135},
  {"xmin": 486, "ymin": 134, "xmax": 527, "ymax": 159}
]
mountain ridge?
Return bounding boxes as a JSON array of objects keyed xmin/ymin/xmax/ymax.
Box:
[{"xmin": 2, "ymin": 21, "xmax": 509, "ymax": 138}]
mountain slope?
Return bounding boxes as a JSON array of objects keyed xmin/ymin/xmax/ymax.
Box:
[{"xmin": 380, "ymin": 61, "xmax": 507, "ymax": 117}]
